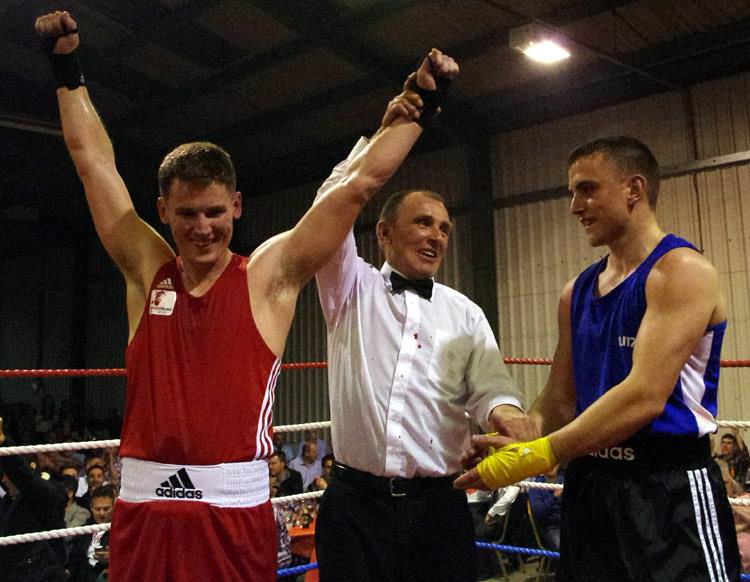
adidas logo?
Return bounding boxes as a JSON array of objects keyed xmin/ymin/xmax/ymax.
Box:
[
  {"xmin": 155, "ymin": 468, "xmax": 204, "ymax": 500},
  {"xmin": 156, "ymin": 277, "xmax": 174, "ymax": 290}
]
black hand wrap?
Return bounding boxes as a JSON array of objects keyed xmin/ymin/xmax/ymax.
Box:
[
  {"xmin": 407, "ymin": 56, "xmax": 451, "ymax": 127},
  {"xmin": 44, "ymin": 28, "xmax": 85, "ymax": 90}
]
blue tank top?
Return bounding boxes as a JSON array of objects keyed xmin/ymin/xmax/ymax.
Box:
[{"xmin": 571, "ymin": 234, "xmax": 725, "ymax": 438}]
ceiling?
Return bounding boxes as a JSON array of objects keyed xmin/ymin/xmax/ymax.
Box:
[{"xmin": 2, "ymin": 0, "xmax": 750, "ymax": 251}]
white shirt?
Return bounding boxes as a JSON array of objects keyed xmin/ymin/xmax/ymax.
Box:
[
  {"xmin": 288, "ymin": 456, "xmax": 322, "ymax": 490},
  {"xmin": 315, "ymin": 138, "xmax": 522, "ymax": 478}
]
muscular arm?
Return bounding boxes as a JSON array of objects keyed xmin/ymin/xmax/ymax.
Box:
[
  {"xmin": 248, "ymin": 50, "xmax": 458, "ymax": 355},
  {"xmin": 37, "ymin": 12, "xmax": 173, "ymax": 337},
  {"xmin": 528, "ymin": 278, "xmax": 578, "ymax": 437},
  {"xmin": 456, "ymin": 252, "xmax": 722, "ymax": 490},
  {"xmin": 548, "ymin": 250, "xmax": 722, "ymax": 461}
]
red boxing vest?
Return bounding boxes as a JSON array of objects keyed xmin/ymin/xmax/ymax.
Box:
[{"xmin": 121, "ymin": 253, "xmax": 280, "ymax": 465}]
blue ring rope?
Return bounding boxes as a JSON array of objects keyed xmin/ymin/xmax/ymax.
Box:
[{"xmin": 276, "ymin": 543, "xmax": 749, "ymax": 578}]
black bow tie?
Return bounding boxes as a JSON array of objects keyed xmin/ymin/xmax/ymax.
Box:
[{"xmin": 390, "ymin": 271, "xmax": 433, "ymax": 300}]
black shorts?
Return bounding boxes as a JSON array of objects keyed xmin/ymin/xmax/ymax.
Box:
[{"xmin": 558, "ymin": 436, "xmax": 740, "ymax": 582}]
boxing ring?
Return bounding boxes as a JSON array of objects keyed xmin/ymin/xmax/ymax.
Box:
[{"xmin": 2, "ymin": 357, "xmax": 750, "ymax": 578}]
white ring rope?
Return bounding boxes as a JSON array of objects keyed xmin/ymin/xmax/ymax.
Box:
[
  {"xmin": 0, "ymin": 421, "xmax": 332, "ymax": 456},
  {"xmin": 4, "ymin": 481, "xmax": 749, "ymax": 546},
  {"xmin": 0, "ymin": 523, "xmax": 109, "ymax": 547},
  {"xmin": 0, "ymin": 491, "xmax": 324, "ymax": 546},
  {"xmin": 6, "ymin": 418, "xmax": 746, "ymax": 456},
  {"xmin": 517, "ymin": 480, "xmax": 563, "ymax": 491},
  {"xmin": 717, "ymin": 420, "xmax": 750, "ymax": 429},
  {"xmin": 272, "ymin": 420, "xmax": 332, "ymax": 433},
  {"xmin": 0, "ymin": 439, "xmax": 121, "ymax": 456},
  {"xmin": 3, "ymin": 417, "xmax": 750, "ymax": 546}
]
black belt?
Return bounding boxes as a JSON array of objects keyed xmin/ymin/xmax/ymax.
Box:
[{"xmin": 332, "ymin": 463, "xmax": 457, "ymax": 498}]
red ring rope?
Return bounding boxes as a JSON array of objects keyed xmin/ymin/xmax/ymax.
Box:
[{"xmin": 1, "ymin": 359, "xmax": 749, "ymax": 377}]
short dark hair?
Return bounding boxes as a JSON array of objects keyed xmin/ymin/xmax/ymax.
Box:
[
  {"xmin": 722, "ymin": 433, "xmax": 738, "ymax": 444},
  {"xmin": 86, "ymin": 464, "xmax": 105, "ymax": 476},
  {"xmin": 90, "ymin": 484, "xmax": 116, "ymax": 502},
  {"xmin": 568, "ymin": 136, "xmax": 660, "ymax": 208},
  {"xmin": 378, "ymin": 190, "xmax": 447, "ymax": 224},
  {"xmin": 158, "ymin": 141, "xmax": 236, "ymax": 196},
  {"xmin": 322, "ymin": 453, "xmax": 334, "ymax": 466},
  {"xmin": 61, "ymin": 474, "xmax": 78, "ymax": 495},
  {"xmin": 270, "ymin": 450, "xmax": 287, "ymax": 463},
  {"xmin": 60, "ymin": 462, "xmax": 79, "ymax": 474}
]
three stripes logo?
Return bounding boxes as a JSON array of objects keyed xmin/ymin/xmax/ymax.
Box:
[{"xmin": 155, "ymin": 468, "xmax": 204, "ymax": 500}]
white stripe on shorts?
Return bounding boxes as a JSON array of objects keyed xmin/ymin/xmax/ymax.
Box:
[{"xmin": 687, "ymin": 467, "xmax": 729, "ymax": 582}]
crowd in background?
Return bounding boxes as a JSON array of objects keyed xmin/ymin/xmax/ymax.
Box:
[
  {"xmin": 0, "ymin": 393, "xmax": 122, "ymax": 447},
  {"xmin": 6, "ymin": 393, "xmax": 750, "ymax": 580},
  {"xmin": 0, "ymin": 395, "xmax": 336, "ymax": 581}
]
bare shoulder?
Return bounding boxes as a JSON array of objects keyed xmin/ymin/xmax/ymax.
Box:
[
  {"xmin": 559, "ymin": 276, "xmax": 578, "ymax": 308},
  {"xmin": 648, "ymin": 246, "xmax": 725, "ymax": 323},
  {"xmin": 650, "ymin": 246, "xmax": 719, "ymax": 287}
]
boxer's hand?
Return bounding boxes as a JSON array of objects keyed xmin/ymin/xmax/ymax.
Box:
[
  {"xmin": 454, "ymin": 436, "xmax": 557, "ymax": 490},
  {"xmin": 414, "ymin": 48, "xmax": 459, "ymax": 91},
  {"xmin": 459, "ymin": 432, "xmax": 510, "ymax": 470},
  {"xmin": 35, "ymin": 10, "xmax": 79, "ymax": 54},
  {"xmin": 381, "ymin": 85, "xmax": 423, "ymax": 127}
]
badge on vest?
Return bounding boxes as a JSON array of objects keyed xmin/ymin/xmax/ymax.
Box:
[{"xmin": 149, "ymin": 289, "xmax": 177, "ymax": 316}]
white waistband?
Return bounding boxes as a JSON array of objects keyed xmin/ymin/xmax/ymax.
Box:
[{"xmin": 119, "ymin": 457, "xmax": 269, "ymax": 508}]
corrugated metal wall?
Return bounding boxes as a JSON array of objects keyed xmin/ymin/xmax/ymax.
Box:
[
  {"xmin": 493, "ymin": 71, "xmax": 750, "ymax": 420},
  {"xmin": 252, "ymin": 73, "xmax": 750, "ymax": 428}
]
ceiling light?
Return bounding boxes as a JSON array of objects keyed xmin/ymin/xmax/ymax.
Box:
[{"xmin": 509, "ymin": 23, "xmax": 571, "ymax": 64}]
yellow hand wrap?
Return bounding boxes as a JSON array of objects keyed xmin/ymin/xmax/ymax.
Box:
[{"xmin": 475, "ymin": 436, "xmax": 557, "ymax": 489}]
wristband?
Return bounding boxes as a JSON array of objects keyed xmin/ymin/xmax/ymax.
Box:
[
  {"xmin": 48, "ymin": 50, "xmax": 85, "ymax": 90},
  {"xmin": 406, "ymin": 58, "xmax": 451, "ymax": 127},
  {"xmin": 475, "ymin": 436, "xmax": 557, "ymax": 489}
]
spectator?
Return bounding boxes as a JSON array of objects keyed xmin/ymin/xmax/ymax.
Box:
[
  {"xmin": 102, "ymin": 448, "xmax": 121, "ymax": 493},
  {"xmin": 62, "ymin": 475, "xmax": 91, "ymax": 529},
  {"xmin": 716, "ymin": 457, "xmax": 744, "ymax": 497},
  {"xmin": 528, "ymin": 465, "xmax": 564, "ymax": 551},
  {"xmin": 295, "ymin": 430, "xmax": 328, "ymax": 462},
  {"xmin": 309, "ymin": 453, "xmax": 335, "ymax": 492},
  {"xmin": 0, "ymin": 416, "xmax": 67, "ymax": 581},
  {"xmin": 468, "ymin": 488, "xmax": 501, "ymax": 580},
  {"xmin": 76, "ymin": 455, "xmax": 105, "ymax": 497},
  {"xmin": 716, "ymin": 433, "xmax": 750, "ymax": 488},
  {"xmin": 35, "ymin": 395, "xmax": 57, "ymax": 441},
  {"xmin": 271, "ymin": 481, "xmax": 293, "ymax": 574},
  {"xmin": 60, "ymin": 462, "xmax": 80, "ymax": 481},
  {"xmin": 485, "ymin": 485, "xmax": 521, "ymax": 524},
  {"xmin": 289, "ymin": 441, "xmax": 322, "ymax": 491},
  {"xmin": 268, "ymin": 451, "xmax": 303, "ymax": 497},
  {"xmin": 273, "ymin": 432, "xmax": 298, "ymax": 464},
  {"xmin": 76, "ymin": 464, "xmax": 106, "ymax": 510},
  {"xmin": 67, "ymin": 485, "xmax": 115, "ymax": 582}
]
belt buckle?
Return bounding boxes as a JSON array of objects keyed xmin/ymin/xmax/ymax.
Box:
[{"xmin": 389, "ymin": 477, "xmax": 408, "ymax": 497}]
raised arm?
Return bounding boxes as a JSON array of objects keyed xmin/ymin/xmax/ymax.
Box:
[
  {"xmin": 247, "ymin": 50, "xmax": 458, "ymax": 355},
  {"xmin": 35, "ymin": 12, "xmax": 173, "ymax": 334},
  {"xmin": 251, "ymin": 49, "xmax": 458, "ymax": 288}
]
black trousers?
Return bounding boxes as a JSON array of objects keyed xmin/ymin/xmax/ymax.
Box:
[{"xmin": 315, "ymin": 466, "xmax": 477, "ymax": 582}]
